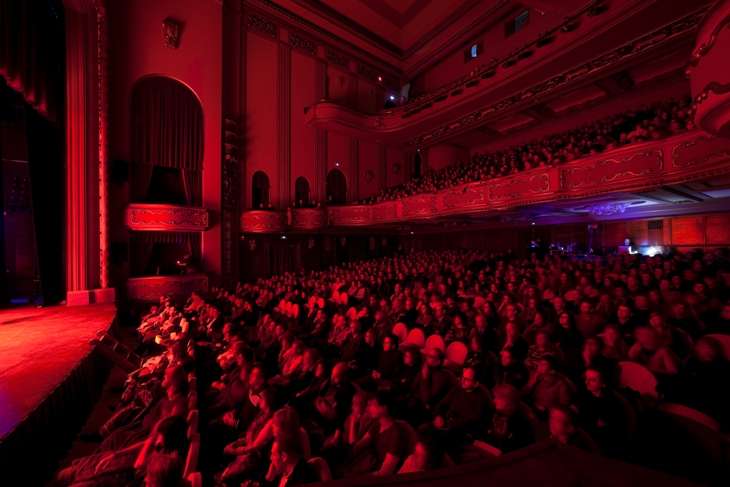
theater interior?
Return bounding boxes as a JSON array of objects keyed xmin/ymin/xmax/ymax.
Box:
[{"xmin": 1, "ymin": 0, "xmax": 730, "ymax": 485}]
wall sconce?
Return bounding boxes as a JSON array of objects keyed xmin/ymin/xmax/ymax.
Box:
[{"xmin": 162, "ymin": 17, "xmax": 183, "ymax": 49}]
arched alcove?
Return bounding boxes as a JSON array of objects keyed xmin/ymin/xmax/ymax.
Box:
[
  {"xmin": 130, "ymin": 76, "xmax": 203, "ymax": 205},
  {"xmin": 326, "ymin": 169, "xmax": 347, "ymax": 204},
  {"xmin": 295, "ymin": 176, "xmax": 310, "ymax": 207},
  {"xmin": 252, "ymin": 171, "xmax": 271, "ymax": 209}
]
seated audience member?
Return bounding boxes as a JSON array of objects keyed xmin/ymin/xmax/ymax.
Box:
[
  {"xmin": 349, "ymin": 392, "xmax": 411, "ymax": 477},
  {"xmin": 479, "ymin": 384, "xmax": 535, "ymax": 454},
  {"xmin": 494, "ymin": 348, "xmax": 529, "ymax": 389},
  {"xmin": 411, "ymin": 347, "xmax": 456, "ymax": 417},
  {"xmin": 265, "ymin": 435, "xmax": 319, "ymax": 486},
  {"xmin": 628, "ymin": 326, "xmax": 680, "ymax": 376},
  {"xmin": 523, "ymin": 356, "xmax": 574, "ymax": 418},
  {"xmin": 672, "ymin": 336, "xmax": 730, "ymax": 428},
  {"xmin": 576, "ymin": 368, "xmax": 629, "ymax": 455},
  {"xmin": 548, "ymin": 407, "xmax": 598, "ymax": 453}
]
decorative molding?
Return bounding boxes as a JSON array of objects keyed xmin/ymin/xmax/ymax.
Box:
[
  {"xmin": 222, "ymin": 116, "xmax": 241, "ymax": 283},
  {"xmin": 326, "ymin": 48, "xmax": 349, "ymax": 67},
  {"xmin": 412, "ymin": 7, "xmax": 708, "ymax": 146},
  {"xmin": 671, "ymin": 135, "xmax": 730, "ymax": 168},
  {"xmin": 127, "ymin": 274, "xmax": 208, "ymax": 302},
  {"xmin": 688, "ymin": 11, "xmax": 730, "ymax": 68},
  {"xmin": 241, "ymin": 210, "xmax": 286, "ymax": 233},
  {"xmin": 561, "ymin": 150, "xmax": 663, "ymax": 191},
  {"xmin": 126, "ymin": 204, "xmax": 210, "ymax": 232},
  {"xmin": 246, "ymin": 13, "xmax": 278, "ymax": 39},
  {"xmin": 162, "ymin": 17, "xmax": 183, "ymax": 48},
  {"xmin": 288, "ymin": 30, "xmax": 317, "ymax": 56},
  {"xmin": 290, "ymin": 207, "xmax": 327, "ymax": 230},
  {"xmin": 94, "ymin": 0, "xmax": 109, "ymax": 289}
]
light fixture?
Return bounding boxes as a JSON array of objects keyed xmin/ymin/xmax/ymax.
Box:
[
  {"xmin": 281, "ymin": 235, "xmax": 287, "ymax": 240},
  {"xmin": 335, "ymin": 161, "xmax": 340, "ymax": 167},
  {"xmin": 389, "ymin": 94, "xmax": 396, "ymax": 101},
  {"xmin": 377, "ymin": 76, "xmax": 383, "ymax": 82}
]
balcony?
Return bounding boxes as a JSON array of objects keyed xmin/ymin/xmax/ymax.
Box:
[
  {"xmin": 126, "ymin": 273, "xmax": 208, "ymax": 302},
  {"xmin": 327, "ymin": 132, "xmax": 730, "ymax": 226},
  {"xmin": 240, "ymin": 209, "xmax": 287, "ymax": 233}
]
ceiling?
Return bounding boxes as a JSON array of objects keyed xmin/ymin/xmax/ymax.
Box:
[{"xmin": 313, "ymin": 0, "xmax": 478, "ymax": 52}]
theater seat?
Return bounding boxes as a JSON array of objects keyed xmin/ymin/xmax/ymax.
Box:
[
  {"xmin": 658, "ymin": 403, "xmax": 720, "ymax": 432},
  {"xmin": 618, "ymin": 361, "xmax": 658, "ymax": 398}
]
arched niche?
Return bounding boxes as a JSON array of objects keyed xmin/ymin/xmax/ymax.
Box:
[
  {"xmin": 252, "ymin": 171, "xmax": 271, "ymax": 209},
  {"xmin": 326, "ymin": 169, "xmax": 347, "ymax": 204}
]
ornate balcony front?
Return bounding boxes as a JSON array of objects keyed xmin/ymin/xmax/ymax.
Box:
[
  {"xmin": 241, "ymin": 210, "xmax": 286, "ymax": 233},
  {"xmin": 689, "ymin": 0, "xmax": 730, "ymax": 137},
  {"xmin": 289, "ymin": 207, "xmax": 327, "ymax": 231},
  {"xmin": 325, "ymin": 132, "xmax": 730, "ymax": 227},
  {"xmin": 126, "ymin": 204, "xmax": 210, "ymax": 232},
  {"xmin": 126, "ymin": 273, "xmax": 208, "ymax": 302}
]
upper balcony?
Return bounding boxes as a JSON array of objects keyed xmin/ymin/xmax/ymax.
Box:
[{"xmin": 306, "ymin": 1, "xmax": 712, "ymax": 147}]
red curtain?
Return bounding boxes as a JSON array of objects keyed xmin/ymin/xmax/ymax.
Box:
[
  {"xmin": 0, "ymin": 0, "xmax": 63, "ymax": 119},
  {"xmin": 131, "ymin": 77, "xmax": 204, "ymax": 205}
]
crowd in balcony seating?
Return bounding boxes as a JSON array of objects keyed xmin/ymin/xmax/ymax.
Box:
[
  {"xmin": 361, "ymin": 97, "xmax": 695, "ymax": 204},
  {"xmin": 55, "ymin": 247, "xmax": 730, "ymax": 486}
]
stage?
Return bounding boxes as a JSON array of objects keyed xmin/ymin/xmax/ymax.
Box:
[{"xmin": 0, "ymin": 304, "xmax": 115, "ymax": 482}]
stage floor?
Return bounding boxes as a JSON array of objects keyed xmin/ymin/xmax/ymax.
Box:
[{"xmin": 0, "ymin": 304, "xmax": 115, "ymax": 440}]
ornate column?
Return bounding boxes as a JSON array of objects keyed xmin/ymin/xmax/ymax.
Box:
[
  {"xmin": 63, "ymin": 0, "xmax": 114, "ymax": 305},
  {"xmin": 689, "ymin": 0, "xmax": 730, "ymax": 137},
  {"xmin": 314, "ymin": 60, "xmax": 327, "ymax": 203}
]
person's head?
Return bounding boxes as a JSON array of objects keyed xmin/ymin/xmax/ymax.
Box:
[
  {"xmin": 505, "ymin": 321, "xmax": 520, "ymax": 338},
  {"xmin": 694, "ymin": 336, "xmax": 723, "ymax": 363},
  {"xmin": 382, "ymin": 335, "xmax": 396, "ymax": 352},
  {"xmin": 403, "ymin": 348, "xmax": 418, "ymax": 366},
  {"xmin": 558, "ymin": 312, "xmax": 572, "ymax": 329},
  {"xmin": 331, "ymin": 362, "xmax": 349, "ymax": 384},
  {"xmin": 351, "ymin": 390, "xmax": 371, "ymax": 416},
  {"xmin": 499, "ymin": 348, "xmax": 514, "ymax": 366},
  {"xmin": 535, "ymin": 331, "xmax": 550, "ymax": 349},
  {"xmin": 635, "ymin": 326, "xmax": 658, "ymax": 350},
  {"xmin": 583, "ymin": 337, "xmax": 602, "ymax": 357},
  {"xmin": 584, "ymin": 368, "xmax": 605, "ymax": 395},
  {"xmin": 536, "ymin": 355, "xmax": 556, "ymax": 376},
  {"xmin": 492, "ymin": 384, "xmax": 519, "ymax": 415},
  {"xmin": 601, "ymin": 324, "xmax": 621, "ymax": 347},
  {"xmin": 367, "ymin": 391, "xmax": 395, "ymax": 420},
  {"xmin": 271, "ymin": 407, "xmax": 300, "ymax": 445},
  {"xmin": 460, "ymin": 367, "xmax": 478, "ymax": 391},
  {"xmin": 364, "ymin": 328, "xmax": 376, "ymax": 346},
  {"xmin": 424, "ymin": 347, "xmax": 444, "ymax": 369},
  {"xmin": 249, "ymin": 365, "xmax": 266, "ymax": 391},
  {"xmin": 152, "ymin": 416, "xmax": 187, "ymax": 457},
  {"xmin": 617, "ymin": 304, "xmax": 632, "ymax": 321},
  {"xmin": 549, "ymin": 407, "xmax": 576, "ymax": 440}
]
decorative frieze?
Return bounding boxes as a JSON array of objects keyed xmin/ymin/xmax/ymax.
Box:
[{"xmin": 246, "ymin": 13, "xmax": 277, "ymax": 39}]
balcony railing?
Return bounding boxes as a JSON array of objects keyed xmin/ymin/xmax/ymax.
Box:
[{"xmin": 326, "ymin": 132, "xmax": 730, "ymax": 226}]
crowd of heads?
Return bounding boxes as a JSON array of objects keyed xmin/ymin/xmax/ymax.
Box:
[
  {"xmin": 361, "ymin": 97, "xmax": 695, "ymax": 204},
  {"xmin": 57, "ymin": 247, "xmax": 730, "ymax": 486}
]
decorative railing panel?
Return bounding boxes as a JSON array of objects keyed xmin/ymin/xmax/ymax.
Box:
[
  {"xmin": 126, "ymin": 204, "xmax": 209, "ymax": 232},
  {"xmin": 127, "ymin": 274, "xmax": 208, "ymax": 302},
  {"xmin": 289, "ymin": 208, "xmax": 327, "ymax": 231},
  {"xmin": 241, "ymin": 210, "xmax": 286, "ymax": 233}
]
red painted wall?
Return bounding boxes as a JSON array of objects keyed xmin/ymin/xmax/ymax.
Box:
[
  {"xmin": 291, "ymin": 51, "xmax": 318, "ymax": 205},
  {"xmin": 426, "ymin": 144, "xmax": 469, "ymax": 172},
  {"xmin": 246, "ymin": 32, "xmax": 280, "ymax": 207},
  {"xmin": 108, "ymin": 0, "xmax": 222, "ymax": 274}
]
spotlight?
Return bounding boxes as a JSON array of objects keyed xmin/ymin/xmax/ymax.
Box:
[
  {"xmin": 531, "ymin": 221, "xmax": 536, "ymax": 225},
  {"xmin": 335, "ymin": 161, "xmax": 340, "ymax": 167},
  {"xmin": 281, "ymin": 235, "xmax": 287, "ymax": 240},
  {"xmin": 409, "ymin": 231, "xmax": 414, "ymax": 235},
  {"xmin": 377, "ymin": 76, "xmax": 383, "ymax": 82},
  {"xmin": 389, "ymin": 95, "xmax": 396, "ymax": 101}
]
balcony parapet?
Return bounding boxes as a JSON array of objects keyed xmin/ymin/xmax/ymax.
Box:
[
  {"xmin": 127, "ymin": 273, "xmax": 208, "ymax": 302},
  {"xmin": 289, "ymin": 207, "xmax": 327, "ymax": 231},
  {"xmin": 327, "ymin": 132, "xmax": 730, "ymax": 226},
  {"xmin": 241, "ymin": 210, "xmax": 286, "ymax": 233},
  {"xmin": 126, "ymin": 204, "xmax": 210, "ymax": 232}
]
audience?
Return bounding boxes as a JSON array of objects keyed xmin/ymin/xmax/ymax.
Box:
[
  {"xmin": 360, "ymin": 97, "xmax": 695, "ymax": 204},
  {"xmin": 55, "ymin": 246, "xmax": 730, "ymax": 485}
]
